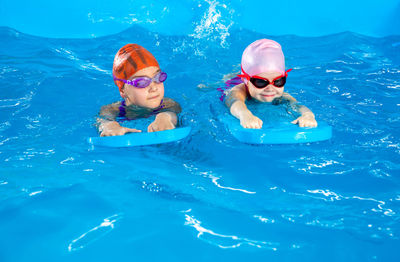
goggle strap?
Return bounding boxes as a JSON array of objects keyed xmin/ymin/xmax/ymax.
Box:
[
  {"xmin": 113, "ymin": 75, "xmax": 128, "ymax": 84},
  {"xmin": 238, "ymin": 65, "xmax": 251, "ymax": 80},
  {"xmin": 239, "ymin": 66, "xmax": 293, "ymax": 79}
]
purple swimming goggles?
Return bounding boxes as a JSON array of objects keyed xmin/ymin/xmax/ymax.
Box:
[{"xmin": 113, "ymin": 71, "xmax": 167, "ymax": 88}]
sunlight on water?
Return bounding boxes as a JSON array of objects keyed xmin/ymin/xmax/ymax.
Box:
[
  {"xmin": 183, "ymin": 210, "xmax": 277, "ymax": 250},
  {"xmin": 68, "ymin": 214, "xmax": 123, "ymax": 252}
]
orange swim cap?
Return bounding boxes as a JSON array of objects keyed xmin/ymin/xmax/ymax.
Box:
[{"xmin": 112, "ymin": 44, "xmax": 159, "ymax": 90}]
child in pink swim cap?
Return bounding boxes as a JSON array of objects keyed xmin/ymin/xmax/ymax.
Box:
[{"xmin": 225, "ymin": 39, "xmax": 317, "ymax": 129}]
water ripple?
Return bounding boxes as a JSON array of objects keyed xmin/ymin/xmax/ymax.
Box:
[
  {"xmin": 68, "ymin": 214, "xmax": 123, "ymax": 252},
  {"xmin": 183, "ymin": 210, "xmax": 277, "ymax": 250},
  {"xmin": 306, "ymin": 189, "xmax": 396, "ymax": 217}
]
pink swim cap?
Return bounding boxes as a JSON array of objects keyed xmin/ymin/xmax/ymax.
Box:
[{"xmin": 241, "ymin": 39, "xmax": 285, "ymax": 78}]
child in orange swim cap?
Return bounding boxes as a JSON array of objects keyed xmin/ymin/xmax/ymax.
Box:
[
  {"xmin": 97, "ymin": 44, "xmax": 181, "ymax": 136},
  {"xmin": 224, "ymin": 39, "xmax": 317, "ymax": 129}
]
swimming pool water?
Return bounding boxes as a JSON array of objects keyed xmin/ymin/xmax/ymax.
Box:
[{"xmin": 1, "ymin": 13, "xmax": 400, "ymax": 262}]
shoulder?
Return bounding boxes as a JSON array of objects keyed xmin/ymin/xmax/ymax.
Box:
[
  {"xmin": 271, "ymin": 92, "xmax": 297, "ymax": 105},
  {"xmin": 229, "ymin": 83, "xmax": 247, "ymax": 93},
  {"xmin": 226, "ymin": 83, "xmax": 248, "ymax": 98},
  {"xmin": 281, "ymin": 92, "xmax": 297, "ymax": 103},
  {"xmin": 100, "ymin": 101, "xmax": 121, "ymax": 113},
  {"xmin": 225, "ymin": 83, "xmax": 249, "ymax": 107},
  {"xmin": 161, "ymin": 97, "xmax": 176, "ymax": 104},
  {"xmin": 160, "ymin": 97, "xmax": 182, "ymax": 113},
  {"xmin": 98, "ymin": 101, "xmax": 122, "ymax": 121},
  {"xmin": 161, "ymin": 97, "xmax": 180, "ymax": 107}
]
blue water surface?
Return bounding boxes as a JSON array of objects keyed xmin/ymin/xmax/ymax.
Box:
[{"xmin": 1, "ymin": 9, "xmax": 400, "ymax": 262}]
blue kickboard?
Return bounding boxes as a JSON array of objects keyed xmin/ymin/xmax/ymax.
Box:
[
  {"xmin": 87, "ymin": 127, "xmax": 191, "ymax": 147},
  {"xmin": 219, "ymin": 115, "xmax": 332, "ymax": 144}
]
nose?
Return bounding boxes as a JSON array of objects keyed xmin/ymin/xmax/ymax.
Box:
[
  {"xmin": 265, "ymin": 84, "xmax": 274, "ymax": 90},
  {"xmin": 148, "ymin": 82, "xmax": 158, "ymax": 92}
]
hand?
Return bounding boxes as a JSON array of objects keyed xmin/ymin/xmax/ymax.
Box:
[
  {"xmin": 147, "ymin": 113, "xmax": 176, "ymax": 132},
  {"xmin": 291, "ymin": 113, "xmax": 318, "ymax": 128},
  {"xmin": 240, "ymin": 113, "xmax": 263, "ymax": 129},
  {"xmin": 100, "ymin": 121, "xmax": 141, "ymax": 136}
]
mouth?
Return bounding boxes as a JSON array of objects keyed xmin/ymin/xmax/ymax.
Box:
[
  {"xmin": 261, "ymin": 94, "xmax": 275, "ymax": 97},
  {"xmin": 148, "ymin": 95, "xmax": 159, "ymax": 100}
]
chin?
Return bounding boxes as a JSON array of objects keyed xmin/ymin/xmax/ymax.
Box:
[
  {"xmin": 258, "ymin": 96, "xmax": 275, "ymax": 102},
  {"xmin": 146, "ymin": 98, "xmax": 163, "ymax": 109}
]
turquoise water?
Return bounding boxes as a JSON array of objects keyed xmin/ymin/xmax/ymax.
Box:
[{"xmin": 1, "ymin": 20, "xmax": 400, "ymax": 261}]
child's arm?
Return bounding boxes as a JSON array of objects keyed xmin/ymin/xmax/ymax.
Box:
[
  {"xmin": 225, "ymin": 84, "xmax": 263, "ymax": 129},
  {"xmin": 147, "ymin": 98, "xmax": 181, "ymax": 132},
  {"xmin": 96, "ymin": 102, "xmax": 141, "ymax": 136},
  {"xmin": 282, "ymin": 93, "xmax": 318, "ymax": 128}
]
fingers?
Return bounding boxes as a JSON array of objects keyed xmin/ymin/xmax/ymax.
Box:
[
  {"xmin": 293, "ymin": 117, "xmax": 318, "ymax": 128},
  {"xmin": 148, "ymin": 119, "xmax": 176, "ymax": 132},
  {"xmin": 301, "ymin": 119, "xmax": 318, "ymax": 127},
  {"xmin": 125, "ymin": 128, "xmax": 142, "ymax": 133},
  {"xmin": 307, "ymin": 121, "xmax": 318, "ymax": 128},
  {"xmin": 241, "ymin": 117, "xmax": 263, "ymax": 129},
  {"xmin": 162, "ymin": 124, "xmax": 174, "ymax": 131},
  {"xmin": 100, "ymin": 127, "xmax": 141, "ymax": 137},
  {"xmin": 291, "ymin": 118, "xmax": 299, "ymax": 125},
  {"xmin": 147, "ymin": 123, "xmax": 155, "ymax": 133},
  {"xmin": 243, "ymin": 124, "xmax": 261, "ymax": 129},
  {"xmin": 148, "ymin": 124, "xmax": 174, "ymax": 132},
  {"xmin": 256, "ymin": 118, "xmax": 263, "ymax": 129},
  {"xmin": 249, "ymin": 117, "xmax": 263, "ymax": 129},
  {"xmin": 100, "ymin": 131, "xmax": 124, "ymax": 136}
]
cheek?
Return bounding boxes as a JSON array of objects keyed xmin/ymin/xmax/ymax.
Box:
[
  {"xmin": 252, "ymin": 87, "xmax": 264, "ymax": 97},
  {"xmin": 248, "ymin": 85, "xmax": 258, "ymax": 97},
  {"xmin": 129, "ymin": 88, "xmax": 147, "ymax": 104},
  {"xmin": 137, "ymin": 90, "xmax": 149, "ymax": 103},
  {"xmin": 159, "ymin": 85, "xmax": 165, "ymax": 97}
]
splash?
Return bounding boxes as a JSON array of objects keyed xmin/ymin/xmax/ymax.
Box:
[{"xmin": 189, "ymin": 0, "xmax": 234, "ymax": 48}]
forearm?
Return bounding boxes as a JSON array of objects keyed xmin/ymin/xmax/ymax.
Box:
[
  {"xmin": 226, "ymin": 85, "xmax": 262, "ymax": 129},
  {"xmin": 96, "ymin": 103, "xmax": 120, "ymax": 133},
  {"xmin": 225, "ymin": 84, "xmax": 247, "ymax": 111},
  {"xmin": 297, "ymin": 105, "xmax": 315, "ymax": 118},
  {"xmin": 230, "ymin": 100, "xmax": 253, "ymax": 120}
]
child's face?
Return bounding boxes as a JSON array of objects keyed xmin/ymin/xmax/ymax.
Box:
[
  {"xmin": 120, "ymin": 66, "xmax": 165, "ymax": 109},
  {"xmin": 248, "ymin": 71, "xmax": 285, "ymax": 102}
]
